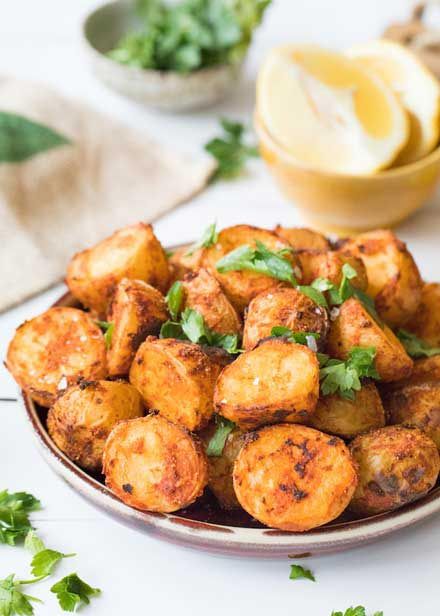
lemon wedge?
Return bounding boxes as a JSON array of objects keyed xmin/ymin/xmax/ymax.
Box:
[
  {"xmin": 257, "ymin": 45, "xmax": 409, "ymax": 175},
  {"xmin": 348, "ymin": 39, "xmax": 440, "ymax": 165}
]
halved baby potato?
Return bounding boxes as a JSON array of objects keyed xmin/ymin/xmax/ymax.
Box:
[
  {"xmin": 327, "ymin": 297, "xmax": 413, "ymax": 382},
  {"xmin": 6, "ymin": 307, "xmax": 107, "ymax": 407},
  {"xmin": 214, "ymin": 338, "xmax": 320, "ymax": 429},
  {"xmin": 129, "ymin": 337, "xmax": 222, "ymax": 431},
  {"xmin": 47, "ymin": 380, "xmax": 144, "ymax": 472},
  {"xmin": 243, "ymin": 287, "xmax": 329, "ymax": 351},
  {"xmin": 297, "ymin": 250, "xmax": 368, "ymax": 290},
  {"xmin": 340, "ymin": 230, "xmax": 422, "ymax": 328},
  {"xmin": 168, "ymin": 246, "xmax": 204, "ymax": 284},
  {"xmin": 405, "ymin": 282, "xmax": 440, "ymax": 347},
  {"xmin": 103, "ymin": 414, "xmax": 208, "ymax": 513},
  {"xmin": 66, "ymin": 223, "xmax": 170, "ymax": 317},
  {"xmin": 107, "ymin": 278, "xmax": 168, "ymax": 376},
  {"xmin": 274, "ymin": 226, "xmax": 330, "ymax": 251},
  {"xmin": 233, "ymin": 424, "xmax": 358, "ymax": 531}
]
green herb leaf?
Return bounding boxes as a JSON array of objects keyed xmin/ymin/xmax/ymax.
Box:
[
  {"xmin": 159, "ymin": 320, "xmax": 187, "ymax": 340},
  {"xmin": 206, "ymin": 416, "xmax": 236, "ymax": 456},
  {"xmin": 95, "ymin": 321, "xmax": 114, "ymax": 349},
  {"xmin": 205, "ymin": 118, "xmax": 259, "ymax": 181},
  {"xmin": 180, "ymin": 307, "xmax": 208, "ymax": 343},
  {"xmin": 320, "ymin": 347, "xmax": 379, "ymax": 400},
  {"xmin": 297, "ymin": 285, "xmax": 328, "ymax": 307},
  {"xmin": 0, "ymin": 492, "xmax": 40, "ymax": 514},
  {"xmin": 50, "ymin": 574, "xmax": 100, "ymax": 613},
  {"xmin": 397, "ymin": 329, "xmax": 440, "ymax": 358},
  {"xmin": 289, "ymin": 564, "xmax": 315, "ymax": 582},
  {"xmin": 0, "ymin": 574, "xmax": 42, "ymax": 616},
  {"xmin": 270, "ymin": 326, "xmax": 320, "ymax": 350},
  {"xmin": 331, "ymin": 608, "xmax": 383, "ymax": 616},
  {"xmin": 0, "ymin": 491, "xmax": 40, "ymax": 546},
  {"xmin": 185, "ymin": 222, "xmax": 218, "ymax": 256},
  {"xmin": 216, "ymin": 241, "xmax": 296, "ymax": 284},
  {"xmin": 209, "ymin": 332, "xmax": 242, "ymax": 354},
  {"xmin": 24, "ymin": 531, "xmax": 45, "ymax": 556},
  {"xmin": 165, "ymin": 281, "xmax": 184, "ymax": 320},
  {"xmin": 30, "ymin": 550, "xmax": 75, "ymax": 579}
]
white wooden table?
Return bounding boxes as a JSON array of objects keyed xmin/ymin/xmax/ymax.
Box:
[{"xmin": 1, "ymin": 1, "xmax": 440, "ymax": 614}]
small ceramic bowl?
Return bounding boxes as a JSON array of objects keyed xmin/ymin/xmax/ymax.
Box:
[
  {"xmin": 82, "ymin": 1, "xmax": 243, "ymax": 112},
  {"xmin": 255, "ymin": 114, "xmax": 440, "ymax": 235}
]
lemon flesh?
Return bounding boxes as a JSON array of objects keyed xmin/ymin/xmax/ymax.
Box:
[{"xmin": 257, "ymin": 45, "xmax": 409, "ymax": 175}]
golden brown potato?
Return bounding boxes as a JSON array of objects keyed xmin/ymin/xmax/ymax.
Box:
[
  {"xmin": 214, "ymin": 338, "xmax": 319, "ymax": 429},
  {"xmin": 274, "ymin": 226, "xmax": 330, "ymax": 251},
  {"xmin": 405, "ymin": 282, "xmax": 440, "ymax": 347},
  {"xmin": 182, "ymin": 268, "xmax": 242, "ymax": 335},
  {"xmin": 107, "ymin": 278, "xmax": 168, "ymax": 376},
  {"xmin": 340, "ymin": 230, "xmax": 422, "ymax": 328},
  {"xmin": 47, "ymin": 380, "xmax": 144, "ymax": 472},
  {"xmin": 308, "ymin": 383, "xmax": 385, "ymax": 439},
  {"xmin": 297, "ymin": 250, "xmax": 368, "ymax": 290},
  {"xmin": 66, "ymin": 223, "xmax": 170, "ymax": 316},
  {"xmin": 129, "ymin": 337, "xmax": 221, "ymax": 431},
  {"xmin": 243, "ymin": 287, "xmax": 329, "ymax": 351},
  {"xmin": 327, "ymin": 297, "xmax": 413, "ymax": 382},
  {"xmin": 349, "ymin": 426, "xmax": 440, "ymax": 516},
  {"xmin": 168, "ymin": 245, "xmax": 204, "ymax": 284},
  {"xmin": 202, "ymin": 225, "xmax": 301, "ymax": 313},
  {"xmin": 6, "ymin": 307, "xmax": 107, "ymax": 407},
  {"xmin": 233, "ymin": 424, "xmax": 358, "ymax": 531},
  {"xmin": 103, "ymin": 414, "xmax": 208, "ymax": 513}
]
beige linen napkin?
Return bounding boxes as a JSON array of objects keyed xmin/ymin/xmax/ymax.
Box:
[{"xmin": 0, "ymin": 78, "xmax": 215, "ymax": 312}]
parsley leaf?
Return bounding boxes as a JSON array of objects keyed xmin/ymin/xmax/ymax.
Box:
[
  {"xmin": 397, "ymin": 329, "xmax": 440, "ymax": 358},
  {"xmin": 0, "ymin": 574, "xmax": 42, "ymax": 616},
  {"xmin": 0, "ymin": 491, "xmax": 40, "ymax": 546},
  {"xmin": 297, "ymin": 285, "xmax": 328, "ymax": 307},
  {"xmin": 50, "ymin": 574, "xmax": 100, "ymax": 613},
  {"xmin": 331, "ymin": 608, "xmax": 383, "ymax": 616},
  {"xmin": 289, "ymin": 564, "xmax": 315, "ymax": 582},
  {"xmin": 95, "ymin": 321, "xmax": 114, "ymax": 349},
  {"xmin": 24, "ymin": 531, "xmax": 45, "ymax": 556},
  {"xmin": 320, "ymin": 347, "xmax": 379, "ymax": 400},
  {"xmin": 0, "ymin": 492, "xmax": 40, "ymax": 514},
  {"xmin": 185, "ymin": 222, "xmax": 218, "ymax": 256},
  {"xmin": 165, "ymin": 281, "xmax": 184, "ymax": 320},
  {"xmin": 216, "ymin": 241, "xmax": 296, "ymax": 284},
  {"xmin": 205, "ymin": 119, "xmax": 259, "ymax": 181},
  {"xmin": 270, "ymin": 326, "xmax": 320, "ymax": 351},
  {"xmin": 206, "ymin": 416, "xmax": 236, "ymax": 456},
  {"xmin": 24, "ymin": 531, "xmax": 76, "ymax": 579}
]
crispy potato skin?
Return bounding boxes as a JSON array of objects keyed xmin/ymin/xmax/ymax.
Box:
[
  {"xmin": 66, "ymin": 223, "xmax": 170, "ymax": 316},
  {"xmin": 349, "ymin": 426, "xmax": 440, "ymax": 516},
  {"xmin": 47, "ymin": 380, "xmax": 143, "ymax": 472},
  {"xmin": 340, "ymin": 230, "xmax": 422, "ymax": 328},
  {"xmin": 200, "ymin": 424, "xmax": 247, "ymax": 510},
  {"xmin": 107, "ymin": 278, "xmax": 168, "ymax": 376},
  {"xmin": 6, "ymin": 307, "xmax": 107, "ymax": 407},
  {"xmin": 168, "ymin": 246, "xmax": 204, "ymax": 284},
  {"xmin": 182, "ymin": 268, "xmax": 242, "ymax": 335},
  {"xmin": 233, "ymin": 424, "xmax": 358, "ymax": 531},
  {"xmin": 243, "ymin": 287, "xmax": 329, "ymax": 351},
  {"xmin": 103, "ymin": 414, "xmax": 208, "ymax": 512},
  {"xmin": 327, "ymin": 298, "xmax": 413, "ymax": 382},
  {"xmin": 297, "ymin": 250, "xmax": 368, "ymax": 290},
  {"xmin": 129, "ymin": 337, "xmax": 222, "ymax": 431},
  {"xmin": 406, "ymin": 282, "xmax": 440, "ymax": 347},
  {"xmin": 214, "ymin": 338, "xmax": 319, "ymax": 429},
  {"xmin": 202, "ymin": 225, "xmax": 300, "ymax": 313},
  {"xmin": 308, "ymin": 383, "xmax": 385, "ymax": 439},
  {"xmin": 274, "ymin": 226, "xmax": 330, "ymax": 251}
]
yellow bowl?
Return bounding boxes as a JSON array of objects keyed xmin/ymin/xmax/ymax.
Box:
[{"xmin": 255, "ymin": 114, "xmax": 440, "ymax": 234}]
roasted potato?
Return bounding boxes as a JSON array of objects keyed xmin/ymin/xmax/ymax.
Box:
[
  {"xmin": 297, "ymin": 250, "xmax": 368, "ymax": 290},
  {"xmin": 214, "ymin": 338, "xmax": 320, "ymax": 429},
  {"xmin": 106, "ymin": 278, "xmax": 168, "ymax": 376},
  {"xmin": 243, "ymin": 287, "xmax": 329, "ymax": 351},
  {"xmin": 202, "ymin": 225, "xmax": 301, "ymax": 313},
  {"xmin": 274, "ymin": 226, "xmax": 330, "ymax": 251},
  {"xmin": 405, "ymin": 282, "xmax": 440, "ymax": 347},
  {"xmin": 327, "ymin": 297, "xmax": 413, "ymax": 382},
  {"xmin": 233, "ymin": 424, "xmax": 358, "ymax": 531},
  {"xmin": 129, "ymin": 337, "xmax": 221, "ymax": 431},
  {"xmin": 66, "ymin": 223, "xmax": 170, "ymax": 316},
  {"xmin": 6, "ymin": 307, "xmax": 107, "ymax": 407},
  {"xmin": 103, "ymin": 414, "xmax": 208, "ymax": 512},
  {"xmin": 47, "ymin": 380, "xmax": 143, "ymax": 472},
  {"xmin": 349, "ymin": 426, "xmax": 440, "ymax": 516},
  {"xmin": 182, "ymin": 268, "xmax": 242, "ymax": 335},
  {"xmin": 308, "ymin": 383, "xmax": 385, "ymax": 440},
  {"xmin": 168, "ymin": 246, "xmax": 204, "ymax": 284},
  {"xmin": 340, "ymin": 230, "xmax": 422, "ymax": 328}
]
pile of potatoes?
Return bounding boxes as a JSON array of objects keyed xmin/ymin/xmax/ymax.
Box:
[{"xmin": 6, "ymin": 222, "xmax": 440, "ymax": 531}]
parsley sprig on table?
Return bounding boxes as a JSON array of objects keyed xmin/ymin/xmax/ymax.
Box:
[
  {"xmin": 50, "ymin": 574, "xmax": 101, "ymax": 613},
  {"xmin": 25, "ymin": 531, "xmax": 75, "ymax": 579},
  {"xmin": 0, "ymin": 574, "xmax": 42, "ymax": 616},
  {"xmin": 319, "ymin": 347, "xmax": 380, "ymax": 400},
  {"xmin": 0, "ymin": 491, "xmax": 40, "ymax": 546},
  {"xmin": 331, "ymin": 608, "xmax": 383, "ymax": 616},
  {"xmin": 205, "ymin": 119, "xmax": 259, "ymax": 181},
  {"xmin": 396, "ymin": 329, "xmax": 440, "ymax": 358},
  {"xmin": 289, "ymin": 564, "xmax": 316, "ymax": 582},
  {"xmin": 206, "ymin": 415, "xmax": 236, "ymax": 456},
  {"xmin": 216, "ymin": 241, "xmax": 296, "ymax": 284}
]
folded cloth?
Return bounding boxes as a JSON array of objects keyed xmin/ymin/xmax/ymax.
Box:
[{"xmin": 0, "ymin": 78, "xmax": 215, "ymax": 312}]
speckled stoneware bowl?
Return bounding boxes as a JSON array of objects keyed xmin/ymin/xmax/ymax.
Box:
[{"xmin": 82, "ymin": 0, "xmax": 243, "ymax": 111}]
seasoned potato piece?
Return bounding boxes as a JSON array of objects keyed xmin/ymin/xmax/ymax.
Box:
[
  {"xmin": 308, "ymin": 383, "xmax": 385, "ymax": 439},
  {"xmin": 66, "ymin": 223, "xmax": 170, "ymax": 316},
  {"xmin": 340, "ymin": 230, "xmax": 422, "ymax": 328},
  {"xmin": 47, "ymin": 380, "xmax": 143, "ymax": 472},
  {"xmin": 406, "ymin": 283, "xmax": 440, "ymax": 347},
  {"xmin": 349, "ymin": 426, "xmax": 440, "ymax": 516},
  {"xmin": 202, "ymin": 225, "xmax": 300, "ymax": 313},
  {"xmin": 214, "ymin": 338, "xmax": 319, "ymax": 429},
  {"xmin": 327, "ymin": 298, "xmax": 413, "ymax": 382},
  {"xmin": 129, "ymin": 337, "xmax": 221, "ymax": 431},
  {"xmin": 297, "ymin": 250, "xmax": 368, "ymax": 290},
  {"xmin": 243, "ymin": 287, "xmax": 329, "ymax": 351},
  {"xmin": 233, "ymin": 424, "xmax": 358, "ymax": 531},
  {"xmin": 6, "ymin": 307, "xmax": 107, "ymax": 407},
  {"xmin": 200, "ymin": 424, "xmax": 247, "ymax": 510},
  {"xmin": 168, "ymin": 246, "xmax": 204, "ymax": 284},
  {"xmin": 107, "ymin": 279, "xmax": 168, "ymax": 376},
  {"xmin": 274, "ymin": 226, "xmax": 330, "ymax": 251},
  {"xmin": 182, "ymin": 268, "xmax": 242, "ymax": 335},
  {"xmin": 103, "ymin": 414, "xmax": 208, "ymax": 512}
]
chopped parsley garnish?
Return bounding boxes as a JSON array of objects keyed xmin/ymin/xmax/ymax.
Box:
[
  {"xmin": 396, "ymin": 329, "xmax": 440, "ymax": 358},
  {"xmin": 0, "ymin": 491, "xmax": 40, "ymax": 546},
  {"xmin": 165, "ymin": 281, "xmax": 184, "ymax": 320},
  {"xmin": 216, "ymin": 241, "xmax": 296, "ymax": 284},
  {"xmin": 289, "ymin": 564, "xmax": 316, "ymax": 582},
  {"xmin": 95, "ymin": 321, "xmax": 114, "ymax": 349},
  {"xmin": 205, "ymin": 119, "xmax": 259, "ymax": 181},
  {"xmin": 331, "ymin": 608, "xmax": 383, "ymax": 616},
  {"xmin": 206, "ymin": 416, "xmax": 236, "ymax": 456},
  {"xmin": 50, "ymin": 574, "xmax": 101, "ymax": 613},
  {"xmin": 0, "ymin": 574, "xmax": 42, "ymax": 616},
  {"xmin": 320, "ymin": 347, "xmax": 379, "ymax": 400},
  {"xmin": 185, "ymin": 223, "xmax": 218, "ymax": 256},
  {"xmin": 270, "ymin": 326, "xmax": 319, "ymax": 351}
]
